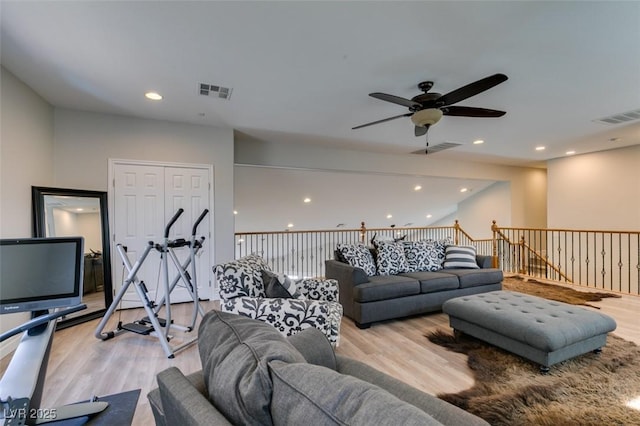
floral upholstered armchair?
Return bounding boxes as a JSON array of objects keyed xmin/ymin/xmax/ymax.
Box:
[{"xmin": 214, "ymin": 255, "xmax": 343, "ymax": 346}]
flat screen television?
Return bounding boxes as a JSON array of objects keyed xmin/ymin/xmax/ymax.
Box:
[
  {"xmin": 0, "ymin": 237, "xmax": 84, "ymax": 316},
  {"xmin": 0, "ymin": 237, "xmax": 97, "ymax": 423}
]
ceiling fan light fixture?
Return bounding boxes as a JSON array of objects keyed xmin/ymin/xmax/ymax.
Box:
[{"xmin": 411, "ymin": 108, "xmax": 443, "ymax": 127}]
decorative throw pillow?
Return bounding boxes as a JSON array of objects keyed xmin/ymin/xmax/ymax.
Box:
[
  {"xmin": 402, "ymin": 240, "xmax": 436, "ymax": 272},
  {"xmin": 215, "ymin": 254, "xmax": 271, "ymax": 299},
  {"xmin": 443, "ymin": 245, "xmax": 480, "ymax": 269},
  {"xmin": 261, "ymin": 270, "xmax": 303, "ymax": 299},
  {"xmin": 269, "ymin": 361, "xmax": 442, "ymax": 425},
  {"xmin": 336, "ymin": 243, "xmax": 377, "ymax": 276},
  {"xmin": 375, "ymin": 241, "xmax": 409, "ymax": 276}
]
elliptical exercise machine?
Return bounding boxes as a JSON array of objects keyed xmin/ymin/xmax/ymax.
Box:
[{"xmin": 95, "ymin": 208, "xmax": 209, "ymax": 358}]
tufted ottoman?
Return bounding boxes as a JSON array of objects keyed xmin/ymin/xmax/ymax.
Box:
[{"xmin": 442, "ymin": 290, "xmax": 617, "ymax": 372}]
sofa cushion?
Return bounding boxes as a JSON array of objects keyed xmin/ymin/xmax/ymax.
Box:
[
  {"xmin": 399, "ymin": 271, "xmax": 461, "ymax": 293},
  {"xmin": 198, "ymin": 310, "xmax": 306, "ymax": 426},
  {"xmin": 268, "ymin": 361, "xmax": 443, "ymax": 426},
  {"xmin": 375, "ymin": 241, "xmax": 409, "ymax": 276},
  {"xmin": 336, "ymin": 243, "xmax": 377, "ymax": 276},
  {"xmin": 262, "ymin": 270, "xmax": 302, "ymax": 299},
  {"xmin": 444, "ymin": 268, "xmax": 504, "ymax": 289},
  {"xmin": 287, "ymin": 327, "xmax": 337, "ymax": 371},
  {"xmin": 354, "ymin": 275, "xmax": 420, "ymax": 303},
  {"xmin": 443, "ymin": 245, "xmax": 480, "ymax": 269}
]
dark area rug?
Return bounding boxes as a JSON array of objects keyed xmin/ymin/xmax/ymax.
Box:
[
  {"xmin": 502, "ymin": 275, "xmax": 621, "ymax": 308},
  {"xmin": 426, "ymin": 331, "xmax": 640, "ymax": 425}
]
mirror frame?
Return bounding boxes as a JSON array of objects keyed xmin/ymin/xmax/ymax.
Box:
[{"xmin": 32, "ymin": 186, "xmax": 113, "ymax": 328}]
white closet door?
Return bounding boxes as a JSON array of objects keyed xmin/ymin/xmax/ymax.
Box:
[
  {"xmin": 112, "ymin": 162, "xmax": 212, "ymax": 309},
  {"xmin": 113, "ymin": 164, "xmax": 165, "ymax": 308},
  {"xmin": 164, "ymin": 166, "xmax": 212, "ymax": 302}
]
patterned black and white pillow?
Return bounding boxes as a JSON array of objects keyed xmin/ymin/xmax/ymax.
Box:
[
  {"xmin": 403, "ymin": 240, "xmax": 432, "ymax": 272},
  {"xmin": 403, "ymin": 239, "xmax": 451, "ymax": 272},
  {"xmin": 443, "ymin": 245, "xmax": 480, "ymax": 269},
  {"xmin": 336, "ymin": 243, "xmax": 377, "ymax": 276},
  {"xmin": 262, "ymin": 270, "xmax": 304, "ymax": 299},
  {"xmin": 375, "ymin": 241, "xmax": 409, "ymax": 276}
]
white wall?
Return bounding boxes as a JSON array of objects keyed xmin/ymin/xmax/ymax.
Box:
[
  {"xmin": 235, "ymin": 137, "xmax": 548, "ymax": 233},
  {"xmin": 547, "ymin": 145, "xmax": 640, "ymax": 230},
  {"xmin": 0, "ymin": 67, "xmax": 55, "ymax": 356},
  {"xmin": 52, "ymin": 109, "xmax": 236, "ymax": 265},
  {"xmin": 435, "ymin": 181, "xmax": 512, "ymax": 238}
]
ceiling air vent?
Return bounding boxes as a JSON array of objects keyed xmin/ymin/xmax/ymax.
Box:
[
  {"xmin": 594, "ymin": 108, "xmax": 640, "ymax": 125},
  {"xmin": 199, "ymin": 83, "xmax": 233, "ymax": 100},
  {"xmin": 411, "ymin": 142, "xmax": 462, "ymax": 155}
]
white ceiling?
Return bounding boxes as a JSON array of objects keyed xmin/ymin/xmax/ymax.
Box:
[{"xmin": 2, "ymin": 1, "xmax": 639, "ymax": 231}]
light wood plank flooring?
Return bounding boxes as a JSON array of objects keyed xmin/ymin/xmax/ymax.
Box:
[{"xmin": 2, "ymin": 288, "xmax": 639, "ymax": 425}]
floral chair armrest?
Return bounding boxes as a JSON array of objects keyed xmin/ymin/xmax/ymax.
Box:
[
  {"xmin": 221, "ymin": 296, "xmax": 341, "ymax": 346},
  {"xmin": 296, "ymin": 278, "xmax": 339, "ymax": 302}
]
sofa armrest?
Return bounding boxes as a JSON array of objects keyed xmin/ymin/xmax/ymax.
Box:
[
  {"xmin": 155, "ymin": 367, "xmax": 232, "ymax": 426},
  {"xmin": 335, "ymin": 355, "xmax": 489, "ymax": 426},
  {"xmin": 475, "ymin": 254, "xmax": 494, "ymax": 269},
  {"xmin": 325, "ymin": 259, "xmax": 370, "ymax": 321},
  {"xmin": 325, "ymin": 259, "xmax": 369, "ymax": 285},
  {"xmin": 297, "ymin": 277, "xmax": 339, "ymax": 302}
]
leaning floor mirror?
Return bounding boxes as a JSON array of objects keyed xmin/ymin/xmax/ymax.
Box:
[{"xmin": 32, "ymin": 186, "xmax": 113, "ymax": 328}]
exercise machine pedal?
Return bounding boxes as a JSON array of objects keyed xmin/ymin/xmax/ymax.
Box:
[
  {"xmin": 120, "ymin": 322, "xmax": 152, "ymax": 335},
  {"xmin": 140, "ymin": 316, "xmax": 170, "ymax": 327}
]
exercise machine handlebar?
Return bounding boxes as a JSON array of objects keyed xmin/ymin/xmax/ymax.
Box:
[
  {"xmin": 164, "ymin": 208, "xmax": 184, "ymax": 238},
  {"xmin": 192, "ymin": 209, "xmax": 209, "ymax": 235}
]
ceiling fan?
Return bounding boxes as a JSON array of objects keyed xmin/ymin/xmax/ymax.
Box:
[{"xmin": 353, "ymin": 73, "xmax": 508, "ymax": 140}]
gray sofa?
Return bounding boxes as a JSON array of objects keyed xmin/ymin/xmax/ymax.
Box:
[
  {"xmin": 326, "ymin": 253, "xmax": 503, "ymax": 328},
  {"xmin": 148, "ymin": 310, "xmax": 489, "ymax": 426}
]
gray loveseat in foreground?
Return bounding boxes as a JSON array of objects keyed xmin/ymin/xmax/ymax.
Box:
[
  {"xmin": 148, "ymin": 310, "xmax": 489, "ymax": 426},
  {"xmin": 326, "ymin": 243, "xmax": 503, "ymax": 328}
]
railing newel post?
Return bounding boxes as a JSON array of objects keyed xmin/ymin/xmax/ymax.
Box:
[
  {"xmin": 491, "ymin": 220, "xmax": 498, "ymax": 268},
  {"xmin": 453, "ymin": 220, "xmax": 460, "ymax": 245}
]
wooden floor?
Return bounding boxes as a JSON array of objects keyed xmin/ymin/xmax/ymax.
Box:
[{"xmin": 2, "ymin": 285, "xmax": 639, "ymax": 425}]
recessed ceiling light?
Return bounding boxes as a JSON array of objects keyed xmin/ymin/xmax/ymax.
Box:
[
  {"xmin": 460, "ymin": 188, "xmax": 468, "ymax": 193},
  {"xmin": 76, "ymin": 208, "xmax": 83, "ymax": 212},
  {"xmin": 145, "ymin": 91, "xmax": 163, "ymax": 101},
  {"xmin": 233, "ymin": 210, "xmax": 238, "ymax": 215},
  {"xmin": 473, "ymin": 139, "xmax": 484, "ymax": 145},
  {"xmin": 287, "ymin": 223, "xmax": 294, "ymax": 228},
  {"xmin": 426, "ymin": 214, "xmax": 432, "ymax": 218},
  {"xmin": 303, "ymin": 197, "xmax": 311, "ymax": 203},
  {"xmin": 566, "ymin": 150, "xmax": 576, "ymax": 155},
  {"xmin": 414, "ymin": 185, "xmax": 422, "ymax": 191},
  {"xmin": 535, "ymin": 146, "xmax": 546, "ymax": 151},
  {"xmin": 386, "ymin": 214, "xmax": 393, "ymax": 219}
]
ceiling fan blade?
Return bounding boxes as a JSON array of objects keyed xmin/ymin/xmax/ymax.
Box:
[
  {"xmin": 369, "ymin": 92, "xmax": 421, "ymax": 109},
  {"xmin": 441, "ymin": 106, "xmax": 506, "ymax": 117},
  {"xmin": 415, "ymin": 125, "xmax": 428, "ymax": 137},
  {"xmin": 437, "ymin": 73, "xmax": 508, "ymax": 107},
  {"xmin": 352, "ymin": 113, "xmax": 412, "ymax": 130}
]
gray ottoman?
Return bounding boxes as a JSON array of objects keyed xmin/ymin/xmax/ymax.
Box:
[{"xmin": 442, "ymin": 290, "xmax": 617, "ymax": 372}]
